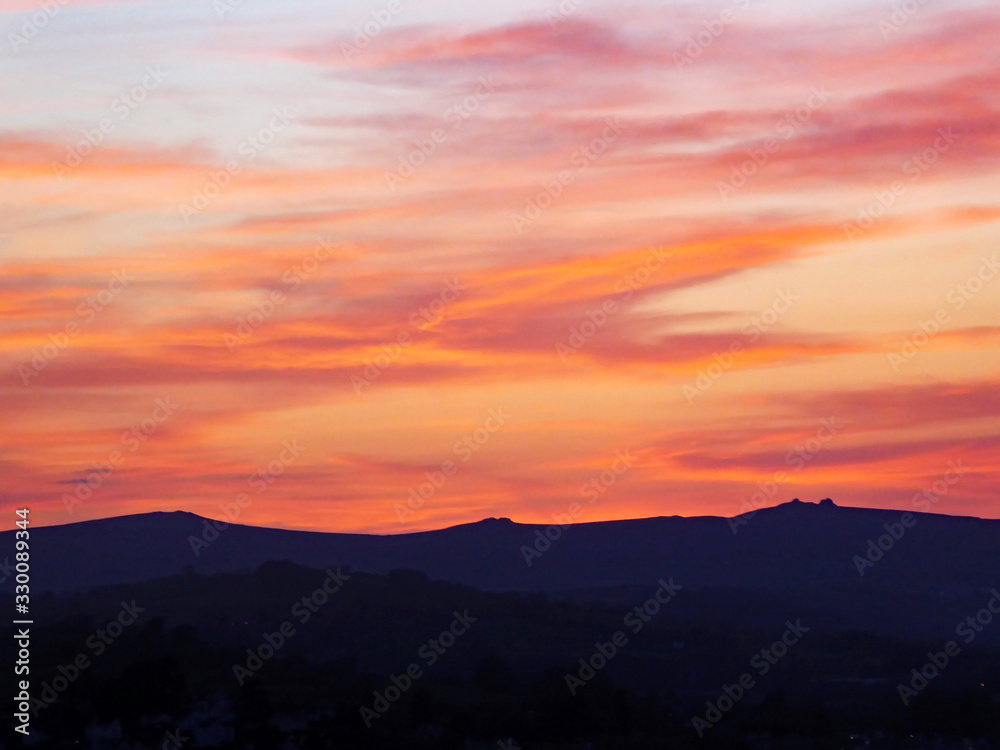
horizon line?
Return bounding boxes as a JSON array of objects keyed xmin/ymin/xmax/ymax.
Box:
[{"xmin": 11, "ymin": 498, "xmax": 997, "ymax": 536}]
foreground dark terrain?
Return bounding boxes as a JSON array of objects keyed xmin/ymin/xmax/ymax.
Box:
[{"xmin": 5, "ymin": 500, "xmax": 1000, "ymax": 748}]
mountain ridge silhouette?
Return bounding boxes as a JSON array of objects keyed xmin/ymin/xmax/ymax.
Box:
[{"xmin": 6, "ymin": 500, "xmax": 998, "ymax": 607}]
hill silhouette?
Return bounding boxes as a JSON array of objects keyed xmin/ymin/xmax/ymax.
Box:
[
  {"xmin": 6, "ymin": 500, "xmax": 998, "ymax": 592},
  {"xmin": 7, "ymin": 501, "xmax": 1000, "ymax": 747}
]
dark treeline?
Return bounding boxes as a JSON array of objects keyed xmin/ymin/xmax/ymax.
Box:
[{"xmin": 7, "ymin": 562, "xmax": 999, "ymax": 749}]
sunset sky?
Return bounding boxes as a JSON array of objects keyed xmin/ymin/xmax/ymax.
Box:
[{"xmin": 2, "ymin": 0, "xmax": 998, "ymax": 533}]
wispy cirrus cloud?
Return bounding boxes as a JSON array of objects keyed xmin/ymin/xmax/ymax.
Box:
[{"xmin": 2, "ymin": 0, "xmax": 999, "ymax": 530}]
